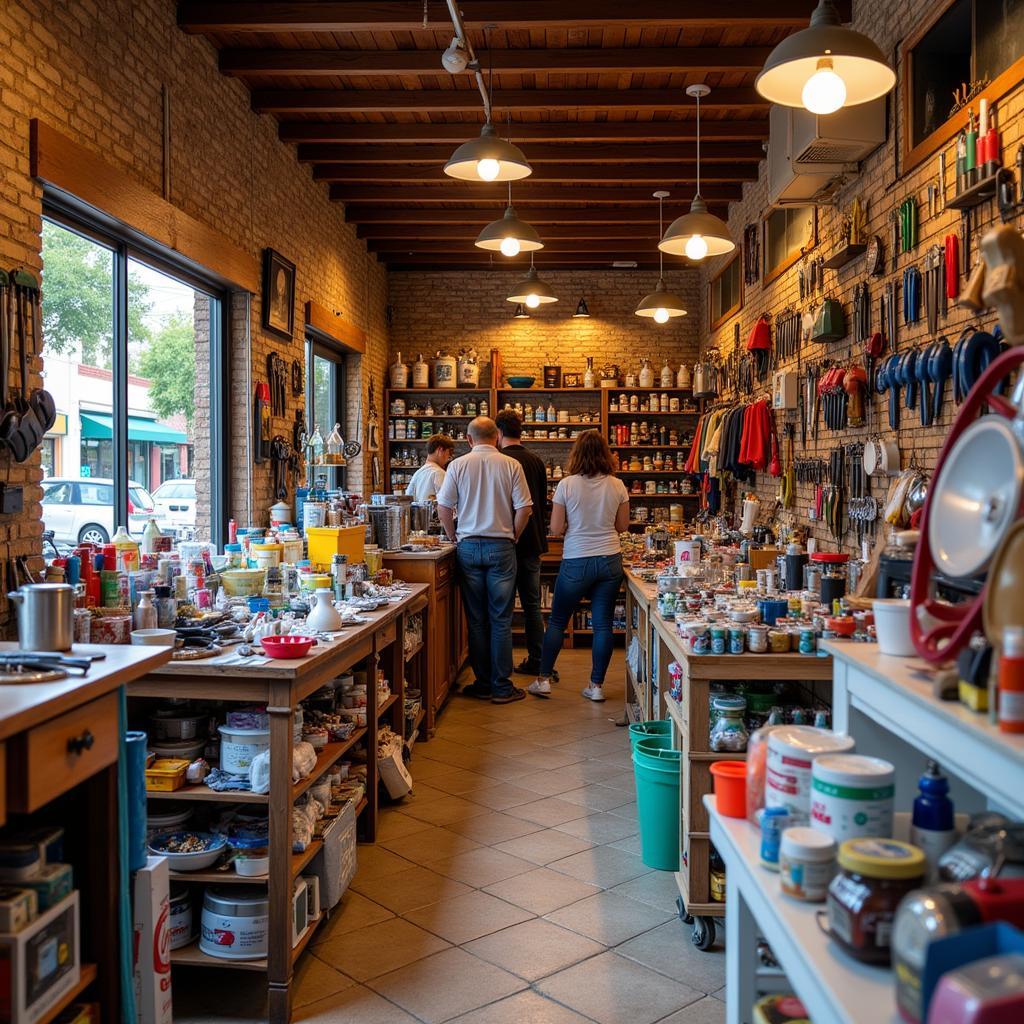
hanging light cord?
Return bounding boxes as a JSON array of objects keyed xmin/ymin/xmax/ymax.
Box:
[
  {"xmin": 444, "ymin": 0, "xmax": 491, "ymax": 120},
  {"xmin": 659, "ymin": 195, "xmax": 665, "ymax": 281},
  {"xmin": 694, "ymin": 90, "xmax": 702, "ymax": 201}
]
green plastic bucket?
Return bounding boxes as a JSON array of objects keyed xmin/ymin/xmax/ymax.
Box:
[
  {"xmin": 632, "ymin": 738, "xmax": 681, "ymax": 871},
  {"xmin": 629, "ymin": 719, "xmax": 672, "ymax": 751}
]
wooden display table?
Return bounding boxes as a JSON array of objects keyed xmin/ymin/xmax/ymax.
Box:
[
  {"xmin": 127, "ymin": 585, "xmax": 428, "ymax": 1024},
  {"xmin": 383, "ymin": 547, "xmax": 465, "ymax": 735},
  {"xmin": 623, "ymin": 568, "xmax": 657, "ymax": 720},
  {"xmin": 0, "ymin": 642, "xmax": 171, "ymax": 1023},
  {"xmin": 649, "ymin": 611, "xmax": 832, "ymax": 950}
]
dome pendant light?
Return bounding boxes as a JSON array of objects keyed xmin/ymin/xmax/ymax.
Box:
[
  {"xmin": 755, "ymin": 0, "xmax": 895, "ymax": 113},
  {"xmin": 507, "ymin": 255, "xmax": 558, "ymax": 307},
  {"xmin": 512, "ymin": 303, "xmax": 530, "ymax": 319},
  {"xmin": 636, "ymin": 192, "xmax": 688, "ymax": 322},
  {"xmin": 573, "ymin": 297, "xmax": 591, "ymax": 318},
  {"xmin": 475, "ymin": 183, "xmax": 544, "ymax": 256},
  {"xmin": 659, "ymin": 85, "xmax": 735, "ymax": 261},
  {"xmin": 445, "ymin": 123, "xmax": 533, "ymax": 182}
]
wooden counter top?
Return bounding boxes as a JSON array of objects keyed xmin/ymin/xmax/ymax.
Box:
[
  {"xmin": 0, "ymin": 642, "xmax": 171, "ymax": 740},
  {"xmin": 624, "ymin": 567, "xmax": 658, "ymax": 604},
  {"xmin": 383, "ymin": 546, "xmax": 456, "ymax": 561}
]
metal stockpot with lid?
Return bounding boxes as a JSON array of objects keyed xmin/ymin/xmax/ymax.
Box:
[{"xmin": 8, "ymin": 583, "xmax": 75, "ymax": 651}]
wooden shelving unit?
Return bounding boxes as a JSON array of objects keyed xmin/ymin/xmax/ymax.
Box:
[{"xmin": 39, "ymin": 963, "xmax": 98, "ymax": 1024}]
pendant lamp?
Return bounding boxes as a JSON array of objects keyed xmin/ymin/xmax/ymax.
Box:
[
  {"xmin": 507, "ymin": 256, "xmax": 558, "ymax": 308},
  {"xmin": 475, "ymin": 184, "xmax": 543, "ymax": 256},
  {"xmin": 445, "ymin": 123, "xmax": 532, "ymax": 182},
  {"xmin": 755, "ymin": 0, "xmax": 895, "ymax": 115},
  {"xmin": 573, "ymin": 297, "xmax": 591, "ymax": 318},
  {"xmin": 659, "ymin": 86, "xmax": 735, "ymax": 262},
  {"xmin": 636, "ymin": 192, "xmax": 688, "ymax": 322},
  {"xmin": 512, "ymin": 303, "xmax": 530, "ymax": 319}
]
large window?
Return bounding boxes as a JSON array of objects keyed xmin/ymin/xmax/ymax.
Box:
[
  {"xmin": 763, "ymin": 206, "xmax": 816, "ymax": 286},
  {"xmin": 40, "ymin": 215, "xmax": 227, "ymax": 547},
  {"xmin": 709, "ymin": 255, "xmax": 743, "ymax": 331},
  {"xmin": 306, "ymin": 336, "xmax": 348, "ymax": 488}
]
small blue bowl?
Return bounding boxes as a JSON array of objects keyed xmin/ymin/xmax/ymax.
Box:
[{"xmin": 506, "ymin": 376, "xmax": 536, "ymax": 388}]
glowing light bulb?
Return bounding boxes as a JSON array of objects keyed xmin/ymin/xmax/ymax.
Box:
[
  {"xmin": 525, "ymin": 293, "xmax": 540, "ymax": 309},
  {"xmin": 476, "ymin": 158, "xmax": 501, "ymax": 181},
  {"xmin": 654, "ymin": 307, "xmax": 670, "ymax": 324},
  {"xmin": 500, "ymin": 236, "xmax": 521, "ymax": 257},
  {"xmin": 685, "ymin": 234, "xmax": 709, "ymax": 261},
  {"xmin": 802, "ymin": 59, "xmax": 847, "ymax": 115}
]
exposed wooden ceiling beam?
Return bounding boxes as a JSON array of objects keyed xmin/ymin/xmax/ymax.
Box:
[
  {"xmin": 330, "ymin": 184, "xmax": 743, "ymax": 202},
  {"xmin": 378, "ymin": 254, "xmax": 676, "ymax": 267},
  {"xmin": 220, "ymin": 45, "xmax": 774, "ymax": 78},
  {"xmin": 347, "ymin": 206, "xmax": 725, "ymax": 225},
  {"xmin": 296, "ymin": 142, "xmax": 765, "ymax": 164},
  {"xmin": 281, "ymin": 121, "xmax": 769, "ymax": 144},
  {"xmin": 367, "ymin": 239, "xmax": 680, "ymax": 254},
  {"xmin": 357, "ymin": 223, "xmax": 677, "ymax": 240},
  {"xmin": 252, "ymin": 87, "xmax": 764, "ymax": 114},
  {"xmin": 314, "ymin": 162, "xmax": 757, "ymax": 183},
  {"xmin": 180, "ymin": 2, "xmax": 849, "ymax": 33}
]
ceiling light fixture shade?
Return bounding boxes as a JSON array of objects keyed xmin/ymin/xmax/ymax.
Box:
[
  {"xmin": 512, "ymin": 303, "xmax": 530, "ymax": 319},
  {"xmin": 637, "ymin": 190, "xmax": 688, "ymax": 322},
  {"xmin": 573, "ymin": 297, "xmax": 591, "ymax": 318},
  {"xmin": 475, "ymin": 205, "xmax": 543, "ymax": 256},
  {"xmin": 506, "ymin": 263, "xmax": 558, "ymax": 307},
  {"xmin": 444, "ymin": 123, "xmax": 532, "ymax": 182},
  {"xmin": 441, "ymin": 36, "xmax": 469, "ymax": 74},
  {"xmin": 659, "ymin": 86, "xmax": 735, "ymax": 261},
  {"xmin": 754, "ymin": 0, "xmax": 895, "ymax": 113}
]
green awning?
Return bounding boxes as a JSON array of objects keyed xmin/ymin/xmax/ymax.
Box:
[{"xmin": 80, "ymin": 412, "xmax": 188, "ymax": 445}]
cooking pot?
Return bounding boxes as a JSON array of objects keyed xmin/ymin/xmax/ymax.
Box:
[
  {"xmin": 864, "ymin": 437, "xmax": 900, "ymax": 476},
  {"xmin": 8, "ymin": 583, "xmax": 75, "ymax": 652}
]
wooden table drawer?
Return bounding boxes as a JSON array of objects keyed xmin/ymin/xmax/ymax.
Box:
[
  {"xmin": 8, "ymin": 692, "xmax": 119, "ymax": 813},
  {"xmin": 375, "ymin": 620, "xmax": 397, "ymax": 649},
  {"xmin": 436, "ymin": 557, "xmax": 452, "ymax": 585}
]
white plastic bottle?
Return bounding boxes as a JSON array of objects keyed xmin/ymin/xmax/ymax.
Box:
[{"xmin": 141, "ymin": 517, "xmax": 163, "ymax": 554}]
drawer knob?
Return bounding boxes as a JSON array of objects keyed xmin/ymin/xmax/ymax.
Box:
[{"xmin": 67, "ymin": 730, "xmax": 95, "ymax": 755}]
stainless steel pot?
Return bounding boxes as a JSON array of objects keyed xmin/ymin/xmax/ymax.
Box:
[{"xmin": 8, "ymin": 583, "xmax": 75, "ymax": 651}]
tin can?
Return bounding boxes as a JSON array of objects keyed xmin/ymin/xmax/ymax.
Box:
[
  {"xmin": 692, "ymin": 631, "xmax": 710, "ymax": 655},
  {"xmin": 760, "ymin": 806, "xmax": 791, "ymax": 870},
  {"xmin": 729, "ymin": 627, "xmax": 745, "ymax": 655},
  {"xmin": 710, "ymin": 627, "xmax": 726, "ymax": 655},
  {"xmin": 768, "ymin": 629, "xmax": 790, "ymax": 653},
  {"xmin": 747, "ymin": 625, "xmax": 768, "ymax": 652},
  {"xmin": 799, "ymin": 628, "xmax": 816, "ymax": 655}
]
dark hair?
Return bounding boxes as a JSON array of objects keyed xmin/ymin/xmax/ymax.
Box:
[
  {"xmin": 566, "ymin": 430, "xmax": 616, "ymax": 477},
  {"xmin": 494, "ymin": 409, "xmax": 523, "ymax": 440},
  {"xmin": 426, "ymin": 434, "xmax": 456, "ymax": 455}
]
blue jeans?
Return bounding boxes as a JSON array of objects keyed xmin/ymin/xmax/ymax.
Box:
[
  {"xmin": 456, "ymin": 538, "xmax": 517, "ymax": 697},
  {"xmin": 516, "ymin": 553, "xmax": 544, "ymax": 670},
  {"xmin": 540, "ymin": 554, "xmax": 624, "ymax": 685}
]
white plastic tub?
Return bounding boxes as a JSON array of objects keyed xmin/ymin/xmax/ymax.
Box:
[
  {"xmin": 217, "ymin": 725, "xmax": 270, "ymax": 775},
  {"xmin": 200, "ymin": 888, "xmax": 268, "ymax": 960},
  {"xmin": 872, "ymin": 598, "xmax": 915, "ymax": 656}
]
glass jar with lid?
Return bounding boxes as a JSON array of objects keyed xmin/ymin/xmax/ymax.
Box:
[{"xmin": 710, "ymin": 694, "xmax": 748, "ymax": 752}]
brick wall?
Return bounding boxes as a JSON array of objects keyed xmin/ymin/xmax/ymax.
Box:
[
  {"xmin": 698, "ymin": 0, "xmax": 1024, "ymax": 557},
  {"xmin": 0, "ymin": 0, "xmax": 387, "ymax": 609},
  {"xmin": 388, "ymin": 269, "xmax": 703, "ymax": 385}
]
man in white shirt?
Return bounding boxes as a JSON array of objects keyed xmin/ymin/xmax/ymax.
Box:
[
  {"xmin": 404, "ymin": 434, "xmax": 454, "ymax": 501},
  {"xmin": 436, "ymin": 417, "xmax": 533, "ymax": 704}
]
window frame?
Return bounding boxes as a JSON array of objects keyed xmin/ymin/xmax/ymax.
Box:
[
  {"xmin": 708, "ymin": 253, "xmax": 744, "ymax": 331},
  {"xmin": 305, "ymin": 333, "xmax": 349, "ymax": 489},
  {"xmin": 762, "ymin": 206, "xmax": 817, "ymax": 287},
  {"xmin": 41, "ymin": 201, "xmax": 231, "ymax": 546}
]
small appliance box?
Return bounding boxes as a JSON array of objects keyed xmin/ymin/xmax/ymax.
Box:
[
  {"xmin": 0, "ymin": 890, "xmax": 79, "ymax": 1023},
  {"xmin": 133, "ymin": 857, "xmax": 172, "ymax": 1024}
]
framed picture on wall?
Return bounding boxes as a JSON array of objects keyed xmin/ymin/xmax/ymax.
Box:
[{"xmin": 262, "ymin": 248, "xmax": 296, "ymax": 340}]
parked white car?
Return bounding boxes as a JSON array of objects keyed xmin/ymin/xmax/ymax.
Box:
[
  {"xmin": 151, "ymin": 478, "xmax": 197, "ymax": 532},
  {"xmin": 41, "ymin": 477, "xmax": 164, "ymax": 545}
]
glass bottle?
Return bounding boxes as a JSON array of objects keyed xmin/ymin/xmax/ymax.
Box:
[{"xmin": 584, "ymin": 357, "xmax": 596, "ymax": 389}]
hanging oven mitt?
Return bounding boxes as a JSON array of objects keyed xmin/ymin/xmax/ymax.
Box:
[{"xmin": 811, "ymin": 297, "xmax": 846, "ymax": 342}]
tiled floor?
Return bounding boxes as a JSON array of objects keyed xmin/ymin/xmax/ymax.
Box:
[{"xmin": 174, "ymin": 648, "xmax": 725, "ymax": 1023}]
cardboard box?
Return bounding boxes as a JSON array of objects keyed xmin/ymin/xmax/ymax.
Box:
[
  {"xmin": 132, "ymin": 857, "xmax": 172, "ymax": 1024},
  {"xmin": 0, "ymin": 890, "xmax": 79, "ymax": 1023},
  {"xmin": 377, "ymin": 749, "xmax": 413, "ymax": 799}
]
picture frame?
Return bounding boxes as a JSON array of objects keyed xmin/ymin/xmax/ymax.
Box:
[
  {"xmin": 262, "ymin": 248, "xmax": 296, "ymax": 340},
  {"xmin": 562, "ymin": 373, "xmax": 582, "ymax": 388}
]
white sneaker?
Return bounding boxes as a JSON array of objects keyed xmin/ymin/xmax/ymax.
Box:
[
  {"xmin": 581, "ymin": 685, "xmax": 606, "ymax": 702},
  {"xmin": 528, "ymin": 677, "xmax": 552, "ymax": 698}
]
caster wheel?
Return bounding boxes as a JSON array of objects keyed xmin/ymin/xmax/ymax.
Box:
[
  {"xmin": 676, "ymin": 896, "xmax": 693, "ymax": 926},
  {"xmin": 691, "ymin": 916, "xmax": 716, "ymax": 951}
]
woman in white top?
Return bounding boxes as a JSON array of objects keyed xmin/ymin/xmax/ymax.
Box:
[{"xmin": 529, "ymin": 431, "xmax": 629, "ymax": 702}]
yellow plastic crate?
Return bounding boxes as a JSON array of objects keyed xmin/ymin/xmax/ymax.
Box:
[{"xmin": 306, "ymin": 525, "xmax": 366, "ymax": 571}]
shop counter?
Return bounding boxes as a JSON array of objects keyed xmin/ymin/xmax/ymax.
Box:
[
  {"xmin": 126, "ymin": 584, "xmax": 428, "ymax": 1024},
  {"xmin": 383, "ymin": 546, "xmax": 466, "ymax": 733},
  {"xmin": 623, "ymin": 569, "xmax": 657, "ymax": 720}
]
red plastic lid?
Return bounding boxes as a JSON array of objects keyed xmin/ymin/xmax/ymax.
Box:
[{"xmin": 810, "ymin": 552, "xmax": 849, "ymax": 563}]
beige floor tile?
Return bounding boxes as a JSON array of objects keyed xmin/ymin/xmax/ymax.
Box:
[
  {"xmin": 509, "ymin": 747, "xmax": 589, "ymax": 770},
  {"xmin": 615, "ymin": 920, "xmax": 726, "ymax": 992},
  {"xmin": 536, "ymin": 951, "xmax": 702, "ymax": 1024},
  {"xmin": 404, "ymin": 889, "xmax": 534, "ymax": 944},
  {"xmin": 607, "ymin": 833, "xmax": 644, "ymax": 856},
  {"xmin": 471, "ymin": 754, "xmax": 545, "ymax": 781},
  {"xmin": 445, "ymin": 809, "xmax": 545, "ymax": 844},
  {"xmin": 311, "ymin": 891, "xmax": 394, "ymax": 946},
  {"xmin": 425, "ymin": 846, "xmax": 536, "ymax": 887},
  {"xmin": 592, "ymin": 749, "xmax": 635, "ymax": 769},
  {"xmin": 350, "ymin": 865, "xmax": 472, "ymax": 914},
  {"xmin": 462, "ymin": 781, "xmax": 542, "ymax": 811},
  {"xmin": 655, "ymin": 996, "xmax": 727, "ymax": 1024},
  {"xmin": 548, "ymin": 846, "xmax": 652, "ymax": 888},
  {"xmin": 482, "ymin": 737, "xmax": 544, "ymax": 757},
  {"xmin": 609, "ymin": 870, "xmax": 681, "ymax": 911},
  {"xmin": 517, "ymin": 769, "xmax": 594, "ymax": 797},
  {"xmin": 545, "ymin": 891, "xmax": 673, "ymax": 945},
  {"xmin": 608, "ymin": 799, "xmax": 638, "ymax": 820},
  {"xmin": 367, "ymin": 945, "xmax": 527, "ymax": 1023},
  {"xmin": 557, "ymin": 784, "xmax": 636, "ymax": 811},
  {"xmin": 380, "ymin": 825, "xmax": 482, "ymax": 863},
  {"xmin": 293, "ymin": 954, "xmax": 355, "ymax": 1008},
  {"xmin": 576, "ymin": 763, "xmax": 633, "ymax": 785},
  {"xmin": 313, "ymin": 916, "xmax": 450, "ymax": 982},
  {"xmin": 351, "ymin": 844, "xmax": 417, "ymax": 882},
  {"xmin": 374, "ymin": 810, "xmax": 435, "ymax": 843},
  {"xmin": 464, "ymin": 918, "xmax": 606, "ymax": 982},
  {"xmin": 294, "ymin": 984, "xmax": 422, "ymax": 1023},
  {"xmin": 423, "ymin": 768, "xmax": 495, "ymax": 795},
  {"xmin": 447, "ymin": 989, "xmax": 596, "ymax": 1024},
  {"xmin": 553, "ymin": 811, "xmax": 638, "ymax": 845},
  {"xmin": 507, "ymin": 796, "xmax": 597, "ymax": 827},
  {"xmin": 484, "ymin": 866, "xmax": 603, "ymax": 915},
  {"xmin": 408, "ymin": 758, "xmax": 466, "ymax": 782},
  {"xmin": 396, "ymin": 793, "xmax": 491, "ymax": 826},
  {"xmin": 492, "ymin": 829, "xmax": 595, "ymax": 865}
]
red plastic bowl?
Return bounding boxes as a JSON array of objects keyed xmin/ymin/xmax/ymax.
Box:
[{"xmin": 260, "ymin": 635, "xmax": 314, "ymax": 659}]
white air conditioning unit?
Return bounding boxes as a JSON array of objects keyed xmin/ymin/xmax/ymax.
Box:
[{"xmin": 767, "ymin": 99, "xmax": 886, "ymax": 207}]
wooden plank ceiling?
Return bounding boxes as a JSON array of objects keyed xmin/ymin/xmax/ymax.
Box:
[{"xmin": 179, "ymin": 2, "xmax": 847, "ymax": 271}]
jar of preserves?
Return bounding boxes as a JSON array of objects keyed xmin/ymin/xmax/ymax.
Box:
[{"xmin": 710, "ymin": 694, "xmax": 748, "ymax": 752}]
